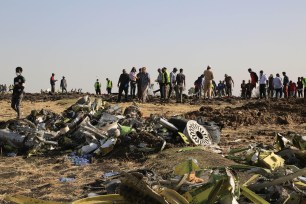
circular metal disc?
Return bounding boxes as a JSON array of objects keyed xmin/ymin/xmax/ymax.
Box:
[{"xmin": 183, "ymin": 120, "xmax": 212, "ymax": 146}]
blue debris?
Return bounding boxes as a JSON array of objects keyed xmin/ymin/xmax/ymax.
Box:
[
  {"xmin": 103, "ymin": 172, "xmax": 120, "ymax": 178},
  {"xmin": 6, "ymin": 152, "xmax": 17, "ymax": 157},
  {"xmin": 59, "ymin": 177, "xmax": 75, "ymax": 182},
  {"xmin": 68, "ymin": 152, "xmax": 92, "ymax": 166}
]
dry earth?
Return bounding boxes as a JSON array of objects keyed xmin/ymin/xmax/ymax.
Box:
[{"xmin": 0, "ymin": 94, "xmax": 305, "ymax": 203}]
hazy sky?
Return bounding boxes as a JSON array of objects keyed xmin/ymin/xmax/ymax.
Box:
[{"xmin": 0, "ymin": 0, "xmax": 305, "ymax": 95}]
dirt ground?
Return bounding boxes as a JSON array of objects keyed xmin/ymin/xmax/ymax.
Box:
[{"xmin": 0, "ymin": 94, "xmax": 305, "ymax": 203}]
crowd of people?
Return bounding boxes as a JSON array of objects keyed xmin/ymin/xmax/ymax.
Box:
[
  {"xmin": 0, "ymin": 84, "xmax": 13, "ymax": 93},
  {"xmin": 112, "ymin": 67, "xmax": 186, "ymax": 103},
  {"xmin": 5, "ymin": 66, "xmax": 306, "ymax": 119},
  {"xmin": 191, "ymin": 67, "xmax": 306, "ymax": 100},
  {"xmin": 241, "ymin": 69, "xmax": 306, "ymax": 99}
]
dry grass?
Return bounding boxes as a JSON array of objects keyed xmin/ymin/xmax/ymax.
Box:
[{"xmin": 0, "ymin": 98, "xmax": 78, "ymax": 121}]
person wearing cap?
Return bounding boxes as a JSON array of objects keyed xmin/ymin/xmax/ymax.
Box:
[
  {"xmin": 106, "ymin": 78, "xmax": 113, "ymax": 95},
  {"xmin": 60, "ymin": 76, "xmax": 67, "ymax": 93},
  {"xmin": 224, "ymin": 74, "xmax": 234, "ymax": 97},
  {"xmin": 259, "ymin": 70, "xmax": 268, "ymax": 99},
  {"xmin": 50, "ymin": 73, "xmax": 57, "ymax": 94},
  {"xmin": 203, "ymin": 66, "xmax": 214, "ymax": 99},
  {"xmin": 169, "ymin": 67, "xmax": 178, "ymax": 99},
  {"xmin": 94, "ymin": 79, "xmax": 101, "ymax": 95},
  {"xmin": 282, "ymin": 72, "xmax": 289, "ymax": 98},
  {"xmin": 11, "ymin": 67, "xmax": 25, "ymax": 119},
  {"xmin": 268, "ymin": 74, "xmax": 274, "ymax": 98}
]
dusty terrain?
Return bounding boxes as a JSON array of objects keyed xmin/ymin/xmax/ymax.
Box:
[{"xmin": 0, "ymin": 93, "xmax": 305, "ymax": 203}]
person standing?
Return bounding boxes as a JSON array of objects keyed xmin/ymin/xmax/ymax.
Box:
[
  {"xmin": 268, "ymin": 74, "xmax": 274, "ymax": 98},
  {"xmin": 11, "ymin": 67, "xmax": 25, "ymax": 119},
  {"xmin": 117, "ymin": 69, "xmax": 130, "ymax": 102},
  {"xmin": 273, "ymin": 73, "xmax": 283, "ymax": 99},
  {"xmin": 282, "ymin": 72, "xmax": 289, "ymax": 98},
  {"xmin": 259, "ymin": 70, "xmax": 268, "ymax": 99},
  {"xmin": 50, "ymin": 73, "xmax": 57, "ymax": 93},
  {"xmin": 217, "ymin": 80, "xmax": 224, "ymax": 97},
  {"xmin": 162, "ymin": 67, "xmax": 170, "ymax": 101},
  {"xmin": 176, "ymin": 68, "xmax": 185, "ymax": 103},
  {"xmin": 153, "ymin": 68, "xmax": 164, "ymax": 99},
  {"xmin": 224, "ymin": 74, "xmax": 234, "ymax": 97},
  {"xmin": 106, "ymin": 78, "xmax": 113, "ymax": 94},
  {"xmin": 248, "ymin": 68, "xmax": 258, "ymax": 96},
  {"xmin": 289, "ymin": 80, "xmax": 297, "ymax": 98},
  {"xmin": 302, "ymin": 77, "xmax": 306, "ymax": 99},
  {"xmin": 169, "ymin": 68, "xmax": 178, "ymax": 99},
  {"xmin": 139, "ymin": 67, "xmax": 151, "ymax": 103},
  {"xmin": 94, "ymin": 79, "xmax": 101, "ymax": 95},
  {"xmin": 129, "ymin": 67, "xmax": 137, "ymax": 99},
  {"xmin": 245, "ymin": 80, "xmax": 252, "ymax": 99},
  {"xmin": 297, "ymin": 77, "xmax": 303, "ymax": 98},
  {"xmin": 203, "ymin": 66, "xmax": 214, "ymax": 99},
  {"xmin": 241, "ymin": 80, "xmax": 246, "ymax": 98},
  {"xmin": 60, "ymin": 76, "xmax": 67, "ymax": 93},
  {"xmin": 136, "ymin": 68, "xmax": 142, "ymax": 100}
]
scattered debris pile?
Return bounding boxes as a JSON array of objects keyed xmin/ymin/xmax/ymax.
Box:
[
  {"xmin": 0, "ymin": 96, "xmax": 221, "ymax": 161},
  {"xmin": 2, "ymin": 96, "xmax": 306, "ymax": 203}
]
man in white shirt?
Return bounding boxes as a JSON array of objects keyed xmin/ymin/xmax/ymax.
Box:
[{"xmin": 259, "ymin": 70, "xmax": 268, "ymax": 99}]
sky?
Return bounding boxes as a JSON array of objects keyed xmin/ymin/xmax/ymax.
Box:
[{"xmin": 0, "ymin": 0, "xmax": 305, "ymax": 95}]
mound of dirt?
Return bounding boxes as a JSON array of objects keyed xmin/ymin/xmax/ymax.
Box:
[
  {"xmin": 184, "ymin": 99, "xmax": 306, "ymax": 127},
  {"xmin": 144, "ymin": 147, "xmax": 236, "ymax": 176}
]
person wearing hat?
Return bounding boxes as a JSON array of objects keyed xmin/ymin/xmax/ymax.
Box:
[
  {"xmin": 50, "ymin": 73, "xmax": 57, "ymax": 94},
  {"xmin": 11, "ymin": 67, "xmax": 25, "ymax": 119},
  {"xmin": 60, "ymin": 76, "xmax": 67, "ymax": 93},
  {"xmin": 169, "ymin": 67, "xmax": 178, "ymax": 99}
]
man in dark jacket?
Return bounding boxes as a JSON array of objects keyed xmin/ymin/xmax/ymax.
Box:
[
  {"xmin": 11, "ymin": 67, "xmax": 25, "ymax": 119},
  {"xmin": 117, "ymin": 69, "xmax": 130, "ymax": 102}
]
